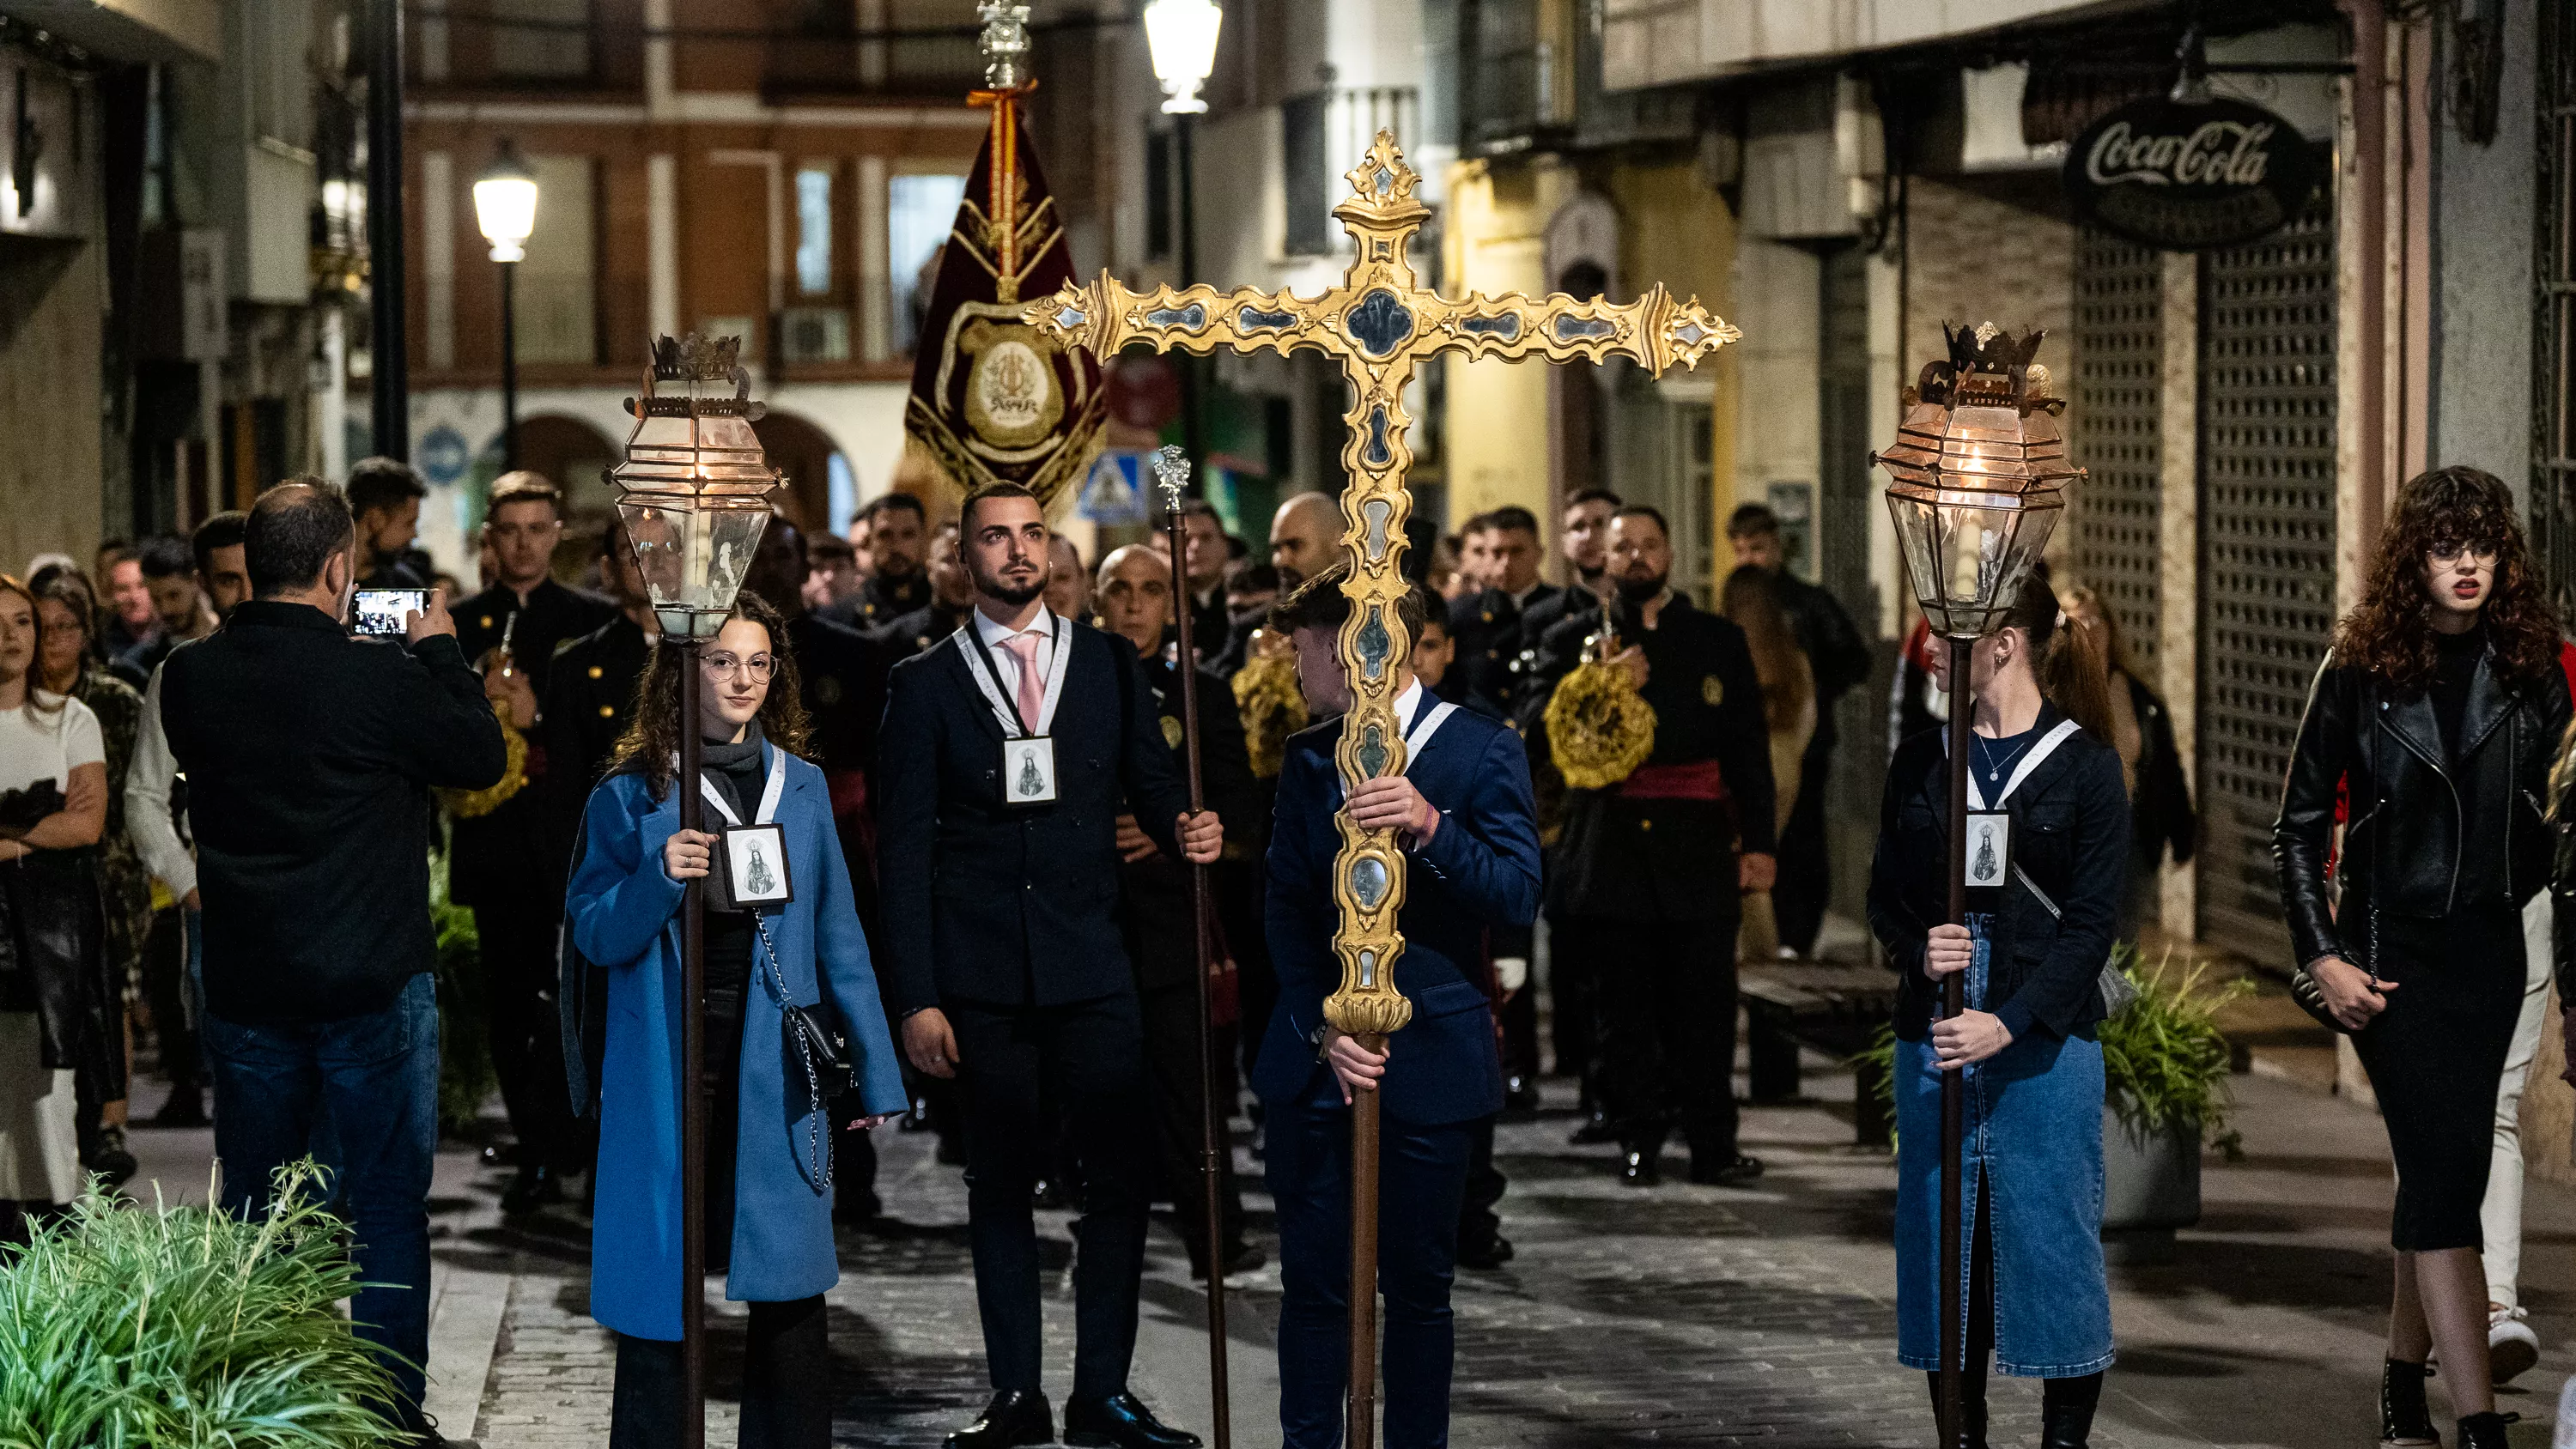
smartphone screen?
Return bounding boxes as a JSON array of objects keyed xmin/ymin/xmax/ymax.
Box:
[{"xmin": 351, "ymin": 588, "xmax": 428, "ymax": 637}]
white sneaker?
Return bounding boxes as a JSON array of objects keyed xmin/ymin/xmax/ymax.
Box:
[{"xmin": 2491, "ymin": 1304, "xmax": 2539, "ymax": 1385}]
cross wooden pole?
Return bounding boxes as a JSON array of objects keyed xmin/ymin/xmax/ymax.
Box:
[{"xmin": 1033, "ymin": 133, "xmax": 1737, "ymax": 1444}]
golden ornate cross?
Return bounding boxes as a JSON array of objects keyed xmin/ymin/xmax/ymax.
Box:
[{"xmin": 1033, "ymin": 130, "xmax": 1735, "ymax": 1043}]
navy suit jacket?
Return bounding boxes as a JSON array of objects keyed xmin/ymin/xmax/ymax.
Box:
[
  {"xmin": 1252, "ymin": 690, "xmax": 1544, "ymax": 1125},
  {"xmin": 876, "ymin": 615, "xmax": 1191, "ymax": 1014}
]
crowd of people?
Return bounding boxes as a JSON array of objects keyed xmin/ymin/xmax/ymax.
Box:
[{"xmin": 1, "ymin": 453, "xmax": 2569, "ymax": 1449}]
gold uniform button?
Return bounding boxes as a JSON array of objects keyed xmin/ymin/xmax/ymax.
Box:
[
  {"xmin": 587, "ymin": 664, "xmax": 604, "ymax": 679},
  {"xmin": 1639, "ymin": 818, "xmax": 1653, "ymax": 832},
  {"xmin": 598, "ymin": 705, "xmax": 615, "ymax": 717},
  {"xmin": 479, "ymin": 615, "xmax": 494, "ymax": 629}
]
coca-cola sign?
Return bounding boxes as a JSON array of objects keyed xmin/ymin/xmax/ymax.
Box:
[{"xmin": 2063, "ymin": 95, "xmax": 2323, "ymax": 251}]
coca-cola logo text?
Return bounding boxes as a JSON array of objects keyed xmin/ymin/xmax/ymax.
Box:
[{"xmin": 2083, "ymin": 119, "xmax": 2275, "ymax": 188}]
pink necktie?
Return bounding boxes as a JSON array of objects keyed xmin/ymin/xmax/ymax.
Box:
[{"xmin": 1002, "ymin": 633, "xmax": 1045, "ymax": 731}]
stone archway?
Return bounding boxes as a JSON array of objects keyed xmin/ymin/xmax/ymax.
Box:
[{"xmin": 751, "ymin": 410, "xmax": 843, "ymax": 536}]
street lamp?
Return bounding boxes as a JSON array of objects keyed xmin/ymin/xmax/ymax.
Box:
[
  {"xmin": 1872, "ymin": 321, "xmax": 2078, "ymax": 1449},
  {"xmin": 1142, "ymin": 0, "xmax": 1222, "ymax": 471},
  {"xmin": 605, "ymin": 332, "xmax": 781, "ymax": 1449},
  {"xmin": 473, "ymin": 141, "xmax": 538, "ymax": 470}
]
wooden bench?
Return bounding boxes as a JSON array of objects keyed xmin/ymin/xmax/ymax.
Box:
[{"xmin": 1739, "ymin": 961, "xmax": 1899, "ymax": 1148}]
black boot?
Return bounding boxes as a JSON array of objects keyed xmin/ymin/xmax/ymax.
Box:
[
  {"xmin": 1619, "ymin": 1147, "xmax": 1662, "ymax": 1186},
  {"xmin": 2041, "ymin": 1372, "xmax": 2103, "ymax": 1448},
  {"xmin": 2381, "ymin": 1360, "xmax": 2438, "ymax": 1448},
  {"xmin": 1922, "ymin": 1370, "xmax": 1990, "ymax": 1449},
  {"xmin": 2456, "ymin": 1412, "xmax": 2515, "ymax": 1449}
]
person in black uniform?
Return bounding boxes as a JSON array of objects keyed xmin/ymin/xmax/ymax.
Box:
[
  {"xmin": 1533, "ymin": 505, "xmax": 1774, "ymax": 1186},
  {"xmin": 878, "ymin": 484, "xmax": 1223, "ymax": 1449},
  {"xmin": 2278, "ymin": 467, "xmax": 2569, "ymax": 1449},
  {"xmin": 1726, "ymin": 503, "xmax": 1873, "ymax": 958},
  {"xmin": 451, "ymin": 471, "xmax": 617, "ymax": 1213},
  {"xmin": 874, "ymin": 520, "xmax": 976, "ymax": 662},
  {"xmin": 824, "ymin": 492, "xmax": 933, "ymax": 630},
  {"xmin": 1170, "ymin": 501, "xmax": 1233, "ymax": 665},
  {"xmin": 1094, "ymin": 543, "xmax": 1261, "ymax": 1279},
  {"xmin": 743, "ymin": 512, "xmax": 896, "ymax": 1219},
  {"xmin": 1440, "ymin": 506, "xmax": 1558, "ymax": 717}
]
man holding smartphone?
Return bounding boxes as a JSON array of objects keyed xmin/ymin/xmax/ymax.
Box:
[{"xmin": 161, "ymin": 478, "xmax": 506, "ymax": 1442}]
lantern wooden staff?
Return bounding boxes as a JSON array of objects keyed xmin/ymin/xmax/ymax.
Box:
[
  {"xmin": 1872, "ymin": 323, "xmax": 2077, "ymax": 1449},
  {"xmin": 1151, "ymin": 444, "xmax": 1234, "ymax": 1449},
  {"xmin": 608, "ymin": 333, "xmax": 783, "ymax": 1449},
  {"xmin": 1034, "ymin": 133, "xmax": 1735, "ymax": 1449}
]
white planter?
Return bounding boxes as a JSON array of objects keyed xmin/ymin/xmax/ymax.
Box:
[{"xmin": 2100, "ymin": 1100, "xmax": 2201, "ymax": 1264}]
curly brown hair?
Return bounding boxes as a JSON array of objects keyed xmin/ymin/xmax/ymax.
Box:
[
  {"xmin": 2332, "ymin": 465, "xmax": 2560, "ymax": 689},
  {"xmin": 607, "ymin": 591, "xmax": 813, "ymax": 800}
]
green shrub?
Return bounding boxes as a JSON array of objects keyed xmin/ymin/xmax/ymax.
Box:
[
  {"xmin": 1850, "ymin": 943, "xmax": 2249, "ymax": 1150},
  {"xmin": 0, "ymin": 1160, "xmax": 402, "ymax": 1447}
]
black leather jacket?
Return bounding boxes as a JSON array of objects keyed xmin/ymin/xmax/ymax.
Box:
[{"xmin": 2273, "ymin": 647, "xmax": 2573, "ymax": 971}]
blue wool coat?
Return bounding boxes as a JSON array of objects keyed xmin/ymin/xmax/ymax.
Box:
[{"xmin": 566, "ymin": 744, "xmax": 908, "ymax": 1341}]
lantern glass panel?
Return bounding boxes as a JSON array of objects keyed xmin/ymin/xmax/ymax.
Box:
[
  {"xmin": 1886, "ymin": 494, "xmax": 2061, "ymax": 637},
  {"xmin": 618, "ymin": 500, "xmax": 772, "ymax": 637}
]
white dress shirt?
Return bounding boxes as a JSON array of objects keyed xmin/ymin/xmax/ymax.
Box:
[{"xmin": 971, "ymin": 608, "xmax": 1060, "ymax": 707}]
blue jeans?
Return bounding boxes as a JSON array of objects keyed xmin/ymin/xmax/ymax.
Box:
[{"xmin": 204, "ymin": 971, "xmax": 440, "ymax": 1428}]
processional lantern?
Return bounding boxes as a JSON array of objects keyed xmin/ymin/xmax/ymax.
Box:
[
  {"xmin": 1874, "ymin": 322, "xmax": 2079, "ymax": 640},
  {"xmin": 1872, "ymin": 320, "xmax": 2079, "ymax": 1449},
  {"xmin": 610, "ymin": 334, "xmax": 784, "ymax": 639}
]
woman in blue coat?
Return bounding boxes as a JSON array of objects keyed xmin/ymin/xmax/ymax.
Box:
[{"xmin": 566, "ymin": 591, "xmax": 907, "ymax": 1448}]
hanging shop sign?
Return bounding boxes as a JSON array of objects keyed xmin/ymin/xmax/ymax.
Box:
[{"xmin": 2063, "ymin": 94, "xmax": 2322, "ymax": 252}]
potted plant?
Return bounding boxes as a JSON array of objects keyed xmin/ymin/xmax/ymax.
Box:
[
  {"xmin": 0, "ymin": 1160, "xmax": 402, "ymax": 1446},
  {"xmin": 1851, "ymin": 946, "xmax": 2246, "ymax": 1264}
]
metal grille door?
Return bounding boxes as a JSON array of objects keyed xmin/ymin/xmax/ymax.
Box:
[
  {"xmin": 2071, "ymin": 232, "xmax": 2165, "ymax": 667},
  {"xmin": 2196, "ymin": 203, "xmax": 2337, "ymax": 964},
  {"xmin": 2537, "ymin": 0, "xmax": 2576, "ymax": 622}
]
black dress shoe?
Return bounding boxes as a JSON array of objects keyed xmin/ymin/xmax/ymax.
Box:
[
  {"xmin": 1064, "ymin": 1391, "xmax": 1200, "ymax": 1448},
  {"xmin": 1569, "ymin": 1111, "xmax": 1618, "ymax": 1146},
  {"xmin": 149, "ymin": 1085, "xmax": 208, "ymax": 1129},
  {"xmin": 501, "ymin": 1163, "xmax": 565, "ymax": 1216},
  {"xmin": 1457, "ymin": 1234, "xmax": 1515, "ymax": 1270},
  {"xmin": 945, "ymin": 1390, "xmax": 1053, "ymax": 1449},
  {"xmin": 1688, "ymin": 1155, "xmax": 1765, "ymax": 1187},
  {"xmin": 1619, "ymin": 1150, "xmax": 1661, "ymax": 1186},
  {"xmin": 1190, "ymin": 1241, "xmax": 1268, "ymax": 1281},
  {"xmin": 83, "ymin": 1127, "xmax": 138, "ymax": 1189},
  {"xmin": 1502, "ymin": 1076, "xmax": 1540, "ymax": 1119}
]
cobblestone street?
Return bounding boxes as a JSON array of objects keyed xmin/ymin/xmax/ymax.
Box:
[{"xmin": 246, "ymin": 1038, "xmax": 2564, "ymax": 1449}]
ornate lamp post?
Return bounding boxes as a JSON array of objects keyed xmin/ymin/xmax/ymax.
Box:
[
  {"xmin": 606, "ymin": 333, "xmax": 781, "ymax": 1449},
  {"xmin": 1873, "ymin": 323, "xmax": 2077, "ymax": 1449},
  {"xmin": 1142, "ymin": 0, "xmax": 1222, "ymax": 467},
  {"xmin": 472, "ymin": 142, "xmax": 538, "ymax": 470}
]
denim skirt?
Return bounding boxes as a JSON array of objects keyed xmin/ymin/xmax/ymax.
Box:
[{"xmin": 1893, "ymin": 914, "xmax": 2114, "ymax": 1378}]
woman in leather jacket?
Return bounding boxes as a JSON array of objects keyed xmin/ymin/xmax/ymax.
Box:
[
  {"xmin": 1868, "ymin": 579, "xmax": 2127, "ymax": 1449},
  {"xmin": 2274, "ymin": 466, "xmax": 2571, "ymax": 1449}
]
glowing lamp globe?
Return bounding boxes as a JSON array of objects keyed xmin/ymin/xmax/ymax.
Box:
[
  {"xmin": 1144, "ymin": 0, "xmax": 1223, "ymax": 114},
  {"xmin": 608, "ymin": 334, "xmax": 781, "ymax": 640},
  {"xmin": 472, "ymin": 142, "xmax": 539, "ymax": 264},
  {"xmin": 1873, "ymin": 323, "xmax": 2081, "ymax": 640}
]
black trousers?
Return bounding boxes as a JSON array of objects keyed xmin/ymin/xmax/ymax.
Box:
[
  {"xmin": 1137, "ymin": 979, "xmax": 1247, "ymax": 1270},
  {"xmin": 472, "ymin": 895, "xmax": 576, "ymax": 1171},
  {"xmin": 1545, "ymin": 909, "xmax": 1597, "ymax": 1088},
  {"xmin": 1589, "ymin": 915, "xmax": 1741, "ymax": 1162},
  {"xmin": 141, "ymin": 906, "xmax": 197, "ymax": 1091},
  {"xmin": 950, "ymin": 992, "xmax": 1155, "ymax": 1399},
  {"xmin": 1456, "ymin": 1116, "xmax": 1506, "ymax": 1255},
  {"xmin": 611, "ymin": 1295, "xmax": 830, "ymax": 1449},
  {"xmin": 1769, "ymin": 752, "xmax": 1832, "ymax": 958}
]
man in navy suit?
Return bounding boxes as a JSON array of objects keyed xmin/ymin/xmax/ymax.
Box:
[
  {"xmin": 878, "ymin": 483, "xmax": 1223, "ymax": 1449},
  {"xmin": 1253, "ymin": 564, "xmax": 1544, "ymax": 1449}
]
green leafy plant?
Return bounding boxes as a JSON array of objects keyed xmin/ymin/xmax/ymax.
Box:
[
  {"xmin": 1848, "ymin": 943, "xmax": 2250, "ymax": 1151},
  {"xmin": 2099, "ymin": 947, "xmax": 2250, "ymax": 1148},
  {"xmin": 0, "ymin": 1160, "xmax": 403, "ymax": 1447}
]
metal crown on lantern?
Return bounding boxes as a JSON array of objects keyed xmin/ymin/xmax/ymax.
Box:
[
  {"xmin": 609, "ymin": 334, "xmax": 784, "ymax": 639},
  {"xmin": 1873, "ymin": 322, "xmax": 2081, "ymax": 638}
]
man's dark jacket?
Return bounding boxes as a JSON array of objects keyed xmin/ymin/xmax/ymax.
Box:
[
  {"xmin": 1537, "ymin": 593, "xmax": 1775, "ymax": 921},
  {"xmin": 160, "ymin": 601, "xmax": 506, "ymax": 1023},
  {"xmin": 825, "ymin": 570, "xmax": 932, "ymax": 632},
  {"xmin": 450, "ymin": 578, "xmax": 617, "ymax": 906},
  {"xmin": 539, "ymin": 613, "xmax": 653, "ymax": 880},
  {"xmin": 1120, "ymin": 645, "xmax": 1259, "ymax": 993},
  {"xmin": 1443, "ymin": 585, "xmax": 1561, "ymax": 716},
  {"xmin": 875, "ymin": 614, "xmax": 1193, "ymax": 1014}
]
